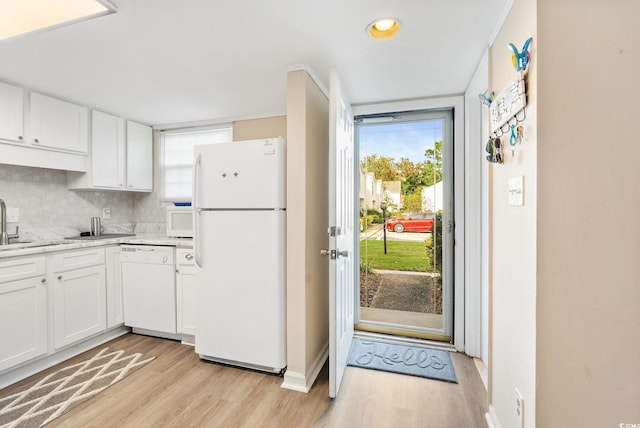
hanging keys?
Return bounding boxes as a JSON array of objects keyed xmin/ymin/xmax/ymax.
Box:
[
  {"xmin": 509, "ymin": 124, "xmax": 517, "ymax": 157},
  {"xmin": 517, "ymin": 125, "xmax": 524, "ymax": 144}
]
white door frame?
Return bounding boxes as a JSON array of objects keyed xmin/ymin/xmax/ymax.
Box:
[
  {"xmin": 353, "ymin": 95, "xmax": 465, "ymax": 351},
  {"xmin": 464, "ymin": 50, "xmax": 489, "ymax": 360}
]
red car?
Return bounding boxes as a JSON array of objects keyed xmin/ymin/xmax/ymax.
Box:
[{"xmin": 386, "ymin": 212, "xmax": 435, "ymax": 233}]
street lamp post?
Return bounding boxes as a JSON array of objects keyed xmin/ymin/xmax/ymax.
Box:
[{"xmin": 380, "ymin": 201, "xmax": 388, "ymax": 255}]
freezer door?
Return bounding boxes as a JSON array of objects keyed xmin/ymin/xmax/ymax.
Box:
[
  {"xmin": 194, "ymin": 210, "xmax": 286, "ymax": 370},
  {"xmin": 193, "ymin": 137, "xmax": 285, "ymax": 209}
]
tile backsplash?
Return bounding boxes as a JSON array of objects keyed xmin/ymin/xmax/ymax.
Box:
[{"xmin": 0, "ymin": 164, "xmax": 135, "ymax": 231}]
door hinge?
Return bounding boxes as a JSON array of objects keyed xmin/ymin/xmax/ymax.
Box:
[{"xmin": 328, "ymin": 226, "xmax": 342, "ymax": 237}]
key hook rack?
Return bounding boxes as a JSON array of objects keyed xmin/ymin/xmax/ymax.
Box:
[{"xmin": 493, "ymin": 108, "xmax": 526, "ymax": 138}]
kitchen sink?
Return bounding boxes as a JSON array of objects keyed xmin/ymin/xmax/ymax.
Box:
[{"xmin": 65, "ymin": 233, "xmax": 136, "ymax": 241}]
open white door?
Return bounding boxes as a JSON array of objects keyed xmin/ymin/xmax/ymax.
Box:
[{"xmin": 327, "ymin": 68, "xmax": 355, "ymax": 398}]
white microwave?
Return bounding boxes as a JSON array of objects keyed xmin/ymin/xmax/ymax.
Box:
[{"xmin": 166, "ymin": 206, "xmax": 194, "ymax": 238}]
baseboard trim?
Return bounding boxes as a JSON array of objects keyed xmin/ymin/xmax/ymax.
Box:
[
  {"xmin": 281, "ymin": 341, "xmax": 329, "ymax": 393},
  {"xmin": 280, "ymin": 370, "xmax": 309, "ymax": 393},
  {"xmin": 473, "ymin": 357, "xmax": 488, "ymax": 391},
  {"xmin": 485, "ymin": 405, "xmax": 503, "ymax": 428},
  {"xmin": 0, "ymin": 326, "xmax": 129, "ymax": 389}
]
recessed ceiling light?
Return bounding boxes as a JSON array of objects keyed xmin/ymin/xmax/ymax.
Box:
[
  {"xmin": 367, "ymin": 18, "xmax": 402, "ymax": 40},
  {"xmin": 0, "ymin": 0, "xmax": 116, "ymax": 42}
]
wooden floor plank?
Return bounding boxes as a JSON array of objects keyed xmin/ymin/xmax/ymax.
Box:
[{"xmin": 2, "ymin": 334, "xmax": 486, "ymax": 428}]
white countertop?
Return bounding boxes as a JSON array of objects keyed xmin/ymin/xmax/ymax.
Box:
[{"xmin": 0, "ymin": 233, "xmax": 193, "ymax": 259}]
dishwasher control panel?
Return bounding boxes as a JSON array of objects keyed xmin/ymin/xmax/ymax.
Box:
[{"xmin": 121, "ymin": 245, "xmax": 175, "ymax": 265}]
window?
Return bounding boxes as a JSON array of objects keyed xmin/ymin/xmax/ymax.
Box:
[{"xmin": 161, "ymin": 126, "xmax": 232, "ymax": 202}]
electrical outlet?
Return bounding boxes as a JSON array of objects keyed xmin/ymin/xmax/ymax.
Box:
[
  {"xmin": 515, "ymin": 388, "xmax": 524, "ymax": 428},
  {"xmin": 102, "ymin": 207, "xmax": 111, "ymax": 219}
]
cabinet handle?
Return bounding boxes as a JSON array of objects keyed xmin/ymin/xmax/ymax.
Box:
[
  {"xmin": 185, "ymin": 253, "xmax": 193, "ymax": 261},
  {"xmin": 18, "ymin": 136, "xmax": 23, "ymax": 141},
  {"xmin": 57, "ymin": 275, "xmax": 62, "ymax": 280},
  {"xmin": 34, "ymin": 138, "xmax": 39, "ymax": 143},
  {"xmin": 41, "ymin": 278, "xmax": 46, "ymax": 283}
]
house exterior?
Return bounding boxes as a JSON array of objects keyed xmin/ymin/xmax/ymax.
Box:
[
  {"xmin": 382, "ymin": 180, "xmax": 402, "ymax": 211},
  {"xmin": 358, "ymin": 169, "xmax": 383, "ymax": 212},
  {"xmin": 421, "ymin": 181, "xmax": 442, "ymax": 213}
]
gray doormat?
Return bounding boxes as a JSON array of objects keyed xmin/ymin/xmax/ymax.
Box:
[{"xmin": 347, "ymin": 338, "xmax": 457, "ymax": 383}]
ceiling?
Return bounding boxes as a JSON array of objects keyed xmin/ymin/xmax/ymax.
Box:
[{"xmin": 0, "ymin": 0, "xmax": 511, "ymax": 126}]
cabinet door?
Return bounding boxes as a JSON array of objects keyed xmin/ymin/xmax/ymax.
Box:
[
  {"xmin": 177, "ymin": 249, "xmax": 195, "ymax": 336},
  {"xmin": 92, "ymin": 111, "xmax": 125, "ymax": 188},
  {"xmin": 29, "ymin": 92, "xmax": 88, "ymax": 153},
  {"xmin": 126, "ymin": 121, "xmax": 152, "ymax": 191},
  {"xmin": 105, "ymin": 246, "xmax": 123, "ymax": 328},
  {"xmin": 0, "ymin": 276, "xmax": 47, "ymax": 372},
  {"xmin": 53, "ymin": 265, "xmax": 107, "ymax": 349},
  {"xmin": 0, "ymin": 81, "xmax": 24, "ymax": 143}
]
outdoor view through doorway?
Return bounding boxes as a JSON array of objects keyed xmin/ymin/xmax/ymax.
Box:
[{"xmin": 356, "ymin": 110, "xmax": 453, "ymax": 341}]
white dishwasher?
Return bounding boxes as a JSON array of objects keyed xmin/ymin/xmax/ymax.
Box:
[{"xmin": 121, "ymin": 245, "xmax": 177, "ymax": 336}]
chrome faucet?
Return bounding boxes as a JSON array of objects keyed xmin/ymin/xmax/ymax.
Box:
[
  {"xmin": 0, "ymin": 199, "xmax": 7, "ymax": 245},
  {"xmin": 0, "ymin": 199, "xmax": 18, "ymax": 245}
]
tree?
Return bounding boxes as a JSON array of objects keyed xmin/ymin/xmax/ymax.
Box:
[
  {"xmin": 360, "ymin": 154, "xmax": 398, "ymax": 181},
  {"xmin": 396, "ymin": 157, "xmax": 422, "ymax": 179},
  {"xmin": 423, "ymin": 140, "xmax": 443, "ymax": 187},
  {"xmin": 403, "ymin": 192, "xmax": 424, "ymax": 212},
  {"xmin": 397, "ymin": 157, "xmax": 426, "ymax": 195}
]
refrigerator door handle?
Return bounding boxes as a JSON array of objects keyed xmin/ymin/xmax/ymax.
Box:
[
  {"xmin": 193, "ymin": 153, "xmax": 202, "ymax": 267},
  {"xmin": 195, "ymin": 209, "xmax": 202, "ymax": 267}
]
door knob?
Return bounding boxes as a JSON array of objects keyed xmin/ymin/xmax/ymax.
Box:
[
  {"xmin": 320, "ymin": 249, "xmax": 331, "ymax": 256},
  {"xmin": 338, "ymin": 250, "xmax": 348, "ymax": 258}
]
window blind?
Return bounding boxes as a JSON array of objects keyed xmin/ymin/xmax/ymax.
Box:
[{"xmin": 161, "ymin": 126, "xmax": 232, "ymax": 202}]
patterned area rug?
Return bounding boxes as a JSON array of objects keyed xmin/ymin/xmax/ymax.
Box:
[
  {"xmin": 0, "ymin": 348, "xmax": 155, "ymax": 427},
  {"xmin": 347, "ymin": 338, "xmax": 457, "ymax": 383}
]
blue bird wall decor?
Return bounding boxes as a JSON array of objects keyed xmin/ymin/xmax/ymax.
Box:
[
  {"xmin": 479, "ymin": 90, "xmax": 495, "ymax": 107},
  {"xmin": 508, "ymin": 37, "xmax": 532, "ymax": 72}
]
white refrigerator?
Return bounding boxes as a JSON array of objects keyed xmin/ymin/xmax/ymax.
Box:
[{"xmin": 193, "ymin": 137, "xmax": 286, "ymax": 373}]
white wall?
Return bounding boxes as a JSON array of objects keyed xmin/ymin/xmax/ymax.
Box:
[{"xmin": 487, "ymin": 0, "xmax": 537, "ymax": 427}]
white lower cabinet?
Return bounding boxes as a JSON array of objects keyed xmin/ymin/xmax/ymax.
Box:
[
  {"xmin": 176, "ymin": 248, "xmax": 195, "ymax": 336},
  {"xmin": 52, "ymin": 249, "xmax": 107, "ymax": 349},
  {"xmin": 105, "ymin": 246, "xmax": 124, "ymax": 328},
  {"xmin": 0, "ymin": 256, "xmax": 47, "ymax": 372}
]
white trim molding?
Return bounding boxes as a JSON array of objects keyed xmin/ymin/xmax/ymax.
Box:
[
  {"xmin": 485, "ymin": 405, "xmax": 503, "ymax": 428},
  {"xmin": 281, "ymin": 341, "xmax": 329, "ymax": 393},
  {"xmin": 463, "ymin": 49, "xmax": 489, "ymax": 359},
  {"xmin": 353, "ymin": 95, "xmax": 465, "ymax": 352}
]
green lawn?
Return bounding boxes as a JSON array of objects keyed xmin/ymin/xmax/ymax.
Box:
[{"xmin": 360, "ymin": 239, "xmax": 431, "ymax": 272}]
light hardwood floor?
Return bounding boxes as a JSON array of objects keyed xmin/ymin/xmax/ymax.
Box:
[{"xmin": 6, "ymin": 334, "xmax": 487, "ymax": 428}]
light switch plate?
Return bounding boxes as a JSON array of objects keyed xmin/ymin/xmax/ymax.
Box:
[
  {"xmin": 508, "ymin": 176, "xmax": 524, "ymax": 206},
  {"xmin": 102, "ymin": 207, "xmax": 111, "ymax": 219}
]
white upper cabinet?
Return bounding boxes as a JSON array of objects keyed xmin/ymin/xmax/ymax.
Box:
[
  {"xmin": 91, "ymin": 111, "xmax": 126, "ymax": 188},
  {"xmin": 28, "ymin": 92, "xmax": 88, "ymax": 153},
  {"xmin": 68, "ymin": 114, "xmax": 153, "ymax": 192},
  {"xmin": 126, "ymin": 120, "xmax": 153, "ymax": 191},
  {"xmin": 0, "ymin": 81, "xmax": 24, "ymax": 143}
]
